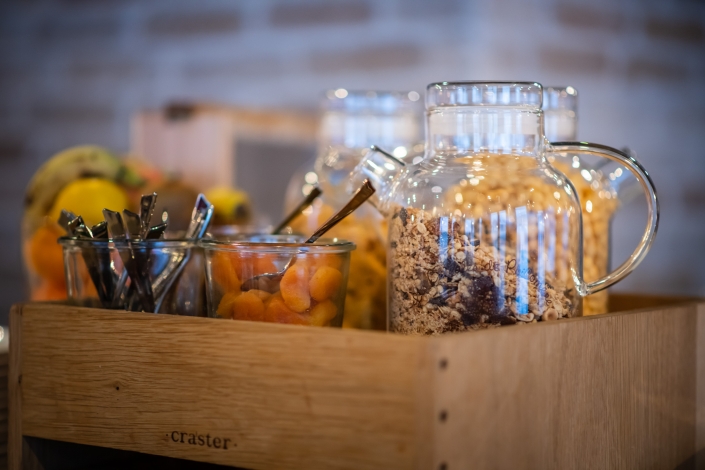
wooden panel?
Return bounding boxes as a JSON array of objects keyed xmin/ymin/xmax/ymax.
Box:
[
  {"xmin": 431, "ymin": 305, "xmax": 701, "ymax": 469},
  {"xmin": 16, "ymin": 303, "xmax": 429, "ymax": 469},
  {"xmin": 8, "ymin": 306, "xmax": 21, "ymax": 470},
  {"xmin": 10, "ymin": 300, "xmax": 704, "ymax": 469},
  {"xmin": 697, "ymin": 303, "xmax": 705, "ymax": 469},
  {"xmin": 608, "ymin": 292, "xmax": 700, "ymax": 312}
]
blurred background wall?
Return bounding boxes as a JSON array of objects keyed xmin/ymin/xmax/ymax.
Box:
[{"xmin": 0, "ymin": 0, "xmax": 704, "ymax": 323}]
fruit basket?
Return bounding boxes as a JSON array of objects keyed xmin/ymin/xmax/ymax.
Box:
[{"xmin": 8, "ymin": 295, "xmax": 705, "ymax": 470}]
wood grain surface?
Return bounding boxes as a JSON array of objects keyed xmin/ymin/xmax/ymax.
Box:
[
  {"xmin": 431, "ymin": 303, "xmax": 703, "ymax": 469},
  {"xmin": 8, "ymin": 299, "xmax": 705, "ymax": 469},
  {"xmin": 13, "ymin": 303, "xmax": 430, "ymax": 469},
  {"xmin": 697, "ymin": 302, "xmax": 705, "ymax": 470},
  {"xmin": 8, "ymin": 306, "xmax": 21, "ymax": 470}
]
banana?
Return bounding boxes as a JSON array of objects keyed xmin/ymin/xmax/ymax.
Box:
[{"xmin": 23, "ymin": 145, "xmax": 144, "ymax": 234}]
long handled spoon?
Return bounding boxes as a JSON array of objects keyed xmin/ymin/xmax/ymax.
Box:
[
  {"xmin": 240, "ymin": 179, "xmax": 375, "ymax": 292},
  {"xmin": 271, "ymin": 186, "xmax": 322, "ymax": 235}
]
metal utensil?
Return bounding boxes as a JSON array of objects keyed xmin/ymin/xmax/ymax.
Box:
[
  {"xmin": 271, "ymin": 186, "xmax": 322, "ymax": 235},
  {"xmin": 85, "ymin": 220, "xmax": 116, "ymax": 301},
  {"xmin": 145, "ymin": 223, "xmax": 167, "ymax": 240},
  {"xmin": 58, "ymin": 210, "xmax": 77, "ymax": 234},
  {"xmin": 240, "ymin": 179, "xmax": 375, "ymax": 292},
  {"xmin": 122, "ymin": 210, "xmax": 142, "ymax": 238},
  {"xmin": 139, "ymin": 193, "xmax": 157, "ymax": 238},
  {"xmin": 105, "ymin": 209, "xmax": 155, "ymax": 312},
  {"xmin": 90, "ymin": 221, "xmax": 108, "ymax": 239},
  {"xmin": 152, "ymin": 194, "xmax": 214, "ymax": 312},
  {"xmin": 66, "ymin": 215, "xmax": 113, "ymax": 305}
]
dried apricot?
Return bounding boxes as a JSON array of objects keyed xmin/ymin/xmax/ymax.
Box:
[
  {"xmin": 309, "ymin": 266, "xmax": 343, "ymax": 302},
  {"xmin": 280, "ymin": 264, "xmax": 310, "ymax": 313},
  {"xmin": 216, "ymin": 291, "xmax": 240, "ymax": 319},
  {"xmin": 248, "ymin": 289, "xmax": 272, "ymax": 301},
  {"xmin": 210, "ymin": 251, "xmax": 241, "ymax": 293},
  {"xmin": 308, "ymin": 300, "xmax": 338, "ymax": 326},
  {"xmin": 232, "ymin": 291, "xmax": 265, "ymax": 322},
  {"xmin": 311, "ymin": 253, "xmax": 343, "ymax": 271},
  {"xmin": 264, "ymin": 293, "xmax": 308, "ymax": 325}
]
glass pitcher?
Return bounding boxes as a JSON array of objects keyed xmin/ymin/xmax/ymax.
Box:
[
  {"xmin": 285, "ymin": 89, "xmax": 423, "ymax": 330},
  {"xmin": 352, "ymin": 81, "xmax": 658, "ymax": 334}
]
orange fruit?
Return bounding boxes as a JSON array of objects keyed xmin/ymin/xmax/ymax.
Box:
[
  {"xmin": 280, "ymin": 264, "xmax": 310, "ymax": 313},
  {"xmin": 232, "ymin": 292, "xmax": 266, "ymax": 322},
  {"xmin": 308, "ymin": 300, "xmax": 338, "ymax": 326},
  {"xmin": 309, "ymin": 266, "xmax": 343, "ymax": 302},
  {"xmin": 264, "ymin": 293, "xmax": 308, "ymax": 325},
  {"xmin": 29, "ymin": 223, "xmax": 65, "ymax": 284}
]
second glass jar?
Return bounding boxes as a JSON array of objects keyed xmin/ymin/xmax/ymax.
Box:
[{"xmin": 285, "ymin": 89, "xmax": 423, "ymax": 330}]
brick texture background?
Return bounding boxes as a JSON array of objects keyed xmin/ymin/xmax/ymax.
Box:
[{"xmin": 0, "ymin": 0, "xmax": 704, "ymax": 323}]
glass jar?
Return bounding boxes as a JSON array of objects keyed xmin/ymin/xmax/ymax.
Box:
[
  {"xmin": 285, "ymin": 89, "xmax": 422, "ymax": 330},
  {"xmin": 353, "ymin": 81, "xmax": 658, "ymax": 334},
  {"xmin": 202, "ymin": 235, "xmax": 355, "ymax": 327}
]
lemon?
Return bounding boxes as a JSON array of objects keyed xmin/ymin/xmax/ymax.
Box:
[{"xmin": 49, "ymin": 178, "xmax": 129, "ymax": 227}]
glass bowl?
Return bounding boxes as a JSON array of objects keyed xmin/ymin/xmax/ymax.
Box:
[{"xmin": 201, "ymin": 235, "xmax": 355, "ymax": 327}]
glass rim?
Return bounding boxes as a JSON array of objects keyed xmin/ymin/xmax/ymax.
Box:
[
  {"xmin": 199, "ymin": 236, "xmax": 356, "ymax": 253},
  {"xmin": 324, "ymin": 89, "xmax": 420, "ymax": 101},
  {"xmin": 426, "ymin": 81, "xmax": 543, "ymax": 110},
  {"xmin": 426, "ymin": 80, "xmax": 542, "ymax": 89},
  {"xmin": 58, "ymin": 236, "xmax": 195, "ymax": 249}
]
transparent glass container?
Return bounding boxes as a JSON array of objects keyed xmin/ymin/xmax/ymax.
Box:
[
  {"xmin": 285, "ymin": 89, "xmax": 422, "ymax": 330},
  {"xmin": 60, "ymin": 237, "xmax": 112, "ymax": 308},
  {"xmin": 60, "ymin": 237, "xmax": 206, "ymax": 316},
  {"xmin": 202, "ymin": 235, "xmax": 354, "ymax": 327},
  {"xmin": 353, "ymin": 81, "xmax": 659, "ymax": 334}
]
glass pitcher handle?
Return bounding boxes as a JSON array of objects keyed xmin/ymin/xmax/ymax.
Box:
[{"xmin": 550, "ymin": 141, "xmax": 660, "ymax": 295}]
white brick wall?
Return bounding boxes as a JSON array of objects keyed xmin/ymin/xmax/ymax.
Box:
[{"xmin": 0, "ymin": 0, "xmax": 704, "ymax": 322}]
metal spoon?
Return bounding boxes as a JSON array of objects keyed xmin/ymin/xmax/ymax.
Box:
[
  {"xmin": 240, "ymin": 179, "xmax": 375, "ymax": 292},
  {"xmin": 271, "ymin": 186, "xmax": 322, "ymax": 235}
]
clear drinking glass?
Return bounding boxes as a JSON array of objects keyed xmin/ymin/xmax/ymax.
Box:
[
  {"xmin": 353, "ymin": 81, "xmax": 659, "ymax": 334},
  {"xmin": 113, "ymin": 239, "xmax": 205, "ymax": 316},
  {"xmin": 202, "ymin": 235, "xmax": 355, "ymax": 327},
  {"xmin": 284, "ymin": 90, "xmax": 422, "ymax": 330},
  {"xmin": 60, "ymin": 237, "xmax": 118, "ymax": 308},
  {"xmin": 60, "ymin": 237, "xmax": 206, "ymax": 316}
]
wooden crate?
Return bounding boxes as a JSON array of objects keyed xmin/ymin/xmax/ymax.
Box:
[{"xmin": 8, "ymin": 296, "xmax": 705, "ymax": 469}]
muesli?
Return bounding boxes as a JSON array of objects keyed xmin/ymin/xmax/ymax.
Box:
[{"xmin": 388, "ymin": 207, "xmax": 574, "ymax": 335}]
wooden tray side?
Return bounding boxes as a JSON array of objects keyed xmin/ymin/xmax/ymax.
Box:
[
  {"xmin": 697, "ymin": 302, "xmax": 705, "ymax": 470},
  {"xmin": 12, "ymin": 303, "xmax": 434, "ymax": 469},
  {"xmin": 430, "ymin": 303, "xmax": 704, "ymax": 469},
  {"xmin": 8, "ymin": 305, "xmax": 21, "ymax": 470}
]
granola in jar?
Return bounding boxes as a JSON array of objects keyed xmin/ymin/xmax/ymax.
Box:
[{"xmin": 388, "ymin": 207, "xmax": 575, "ymax": 335}]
